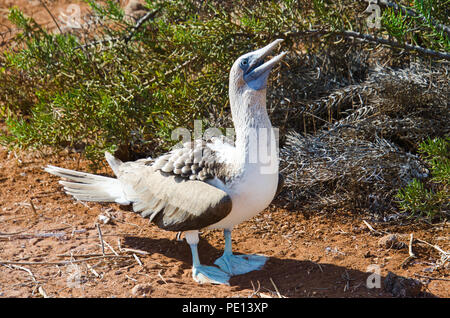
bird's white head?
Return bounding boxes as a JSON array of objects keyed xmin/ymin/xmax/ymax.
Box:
[
  {"xmin": 226, "ymin": 40, "xmax": 286, "ymax": 172},
  {"xmin": 229, "ymin": 39, "xmax": 286, "ymax": 97}
]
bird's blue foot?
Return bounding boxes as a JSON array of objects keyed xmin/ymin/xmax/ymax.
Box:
[
  {"xmin": 192, "ymin": 264, "xmax": 230, "ymax": 285},
  {"xmin": 214, "ymin": 253, "xmax": 267, "ymax": 276}
]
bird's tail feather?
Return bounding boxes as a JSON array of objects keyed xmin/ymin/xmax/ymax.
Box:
[{"xmin": 44, "ymin": 161, "xmax": 130, "ymax": 205}]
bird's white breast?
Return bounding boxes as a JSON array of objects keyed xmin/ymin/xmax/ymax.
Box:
[{"xmin": 206, "ymin": 145, "xmax": 279, "ymax": 230}]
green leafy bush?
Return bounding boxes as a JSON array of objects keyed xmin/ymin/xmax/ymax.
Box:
[
  {"xmin": 381, "ymin": 0, "xmax": 449, "ymax": 52},
  {"xmin": 396, "ymin": 137, "xmax": 449, "ymax": 220},
  {"xmin": 0, "ymin": 0, "xmax": 300, "ymax": 165},
  {"xmin": 0, "ymin": 0, "xmax": 448, "ymax": 171}
]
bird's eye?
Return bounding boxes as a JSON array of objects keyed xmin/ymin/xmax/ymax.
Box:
[{"xmin": 240, "ymin": 59, "xmax": 248, "ymax": 68}]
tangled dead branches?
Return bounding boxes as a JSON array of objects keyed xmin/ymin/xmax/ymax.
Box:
[{"xmin": 277, "ymin": 49, "xmax": 449, "ymax": 213}]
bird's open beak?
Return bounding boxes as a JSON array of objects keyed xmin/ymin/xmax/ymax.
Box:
[{"xmin": 244, "ymin": 39, "xmax": 286, "ymax": 90}]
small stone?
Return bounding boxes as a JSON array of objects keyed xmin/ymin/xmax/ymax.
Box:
[
  {"xmin": 378, "ymin": 234, "xmax": 402, "ymax": 249},
  {"xmin": 131, "ymin": 284, "xmax": 153, "ymax": 297}
]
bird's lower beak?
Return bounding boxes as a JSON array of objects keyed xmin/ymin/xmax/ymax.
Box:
[{"xmin": 244, "ymin": 39, "xmax": 287, "ymax": 90}]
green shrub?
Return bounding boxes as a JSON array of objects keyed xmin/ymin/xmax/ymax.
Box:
[
  {"xmin": 1, "ymin": 0, "xmax": 300, "ymax": 166},
  {"xmin": 0, "ymin": 0, "xmax": 448, "ymax": 169},
  {"xmin": 396, "ymin": 137, "xmax": 449, "ymax": 220},
  {"xmin": 381, "ymin": 0, "xmax": 449, "ymax": 52}
]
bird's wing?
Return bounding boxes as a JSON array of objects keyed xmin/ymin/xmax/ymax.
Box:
[
  {"xmin": 150, "ymin": 138, "xmax": 235, "ymax": 183},
  {"xmin": 116, "ymin": 160, "xmax": 232, "ymax": 232}
]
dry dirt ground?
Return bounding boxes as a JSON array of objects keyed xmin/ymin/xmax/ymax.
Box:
[
  {"xmin": 0, "ymin": 145, "xmax": 449, "ymax": 298},
  {"xmin": 0, "ymin": 1, "xmax": 449, "ymax": 299}
]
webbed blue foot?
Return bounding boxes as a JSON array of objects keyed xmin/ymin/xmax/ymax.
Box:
[
  {"xmin": 192, "ymin": 264, "xmax": 230, "ymax": 285},
  {"xmin": 214, "ymin": 229, "xmax": 267, "ymax": 276},
  {"xmin": 214, "ymin": 253, "xmax": 267, "ymax": 276},
  {"xmin": 188, "ymin": 240, "xmax": 230, "ymax": 285}
]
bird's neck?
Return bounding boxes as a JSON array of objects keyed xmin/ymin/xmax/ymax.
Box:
[{"xmin": 230, "ymin": 90, "xmax": 278, "ymax": 168}]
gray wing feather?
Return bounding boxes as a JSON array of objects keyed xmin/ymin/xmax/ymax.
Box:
[
  {"xmin": 151, "ymin": 139, "xmax": 231, "ymax": 182},
  {"xmin": 46, "ymin": 150, "xmax": 233, "ymax": 232},
  {"xmin": 116, "ymin": 161, "xmax": 232, "ymax": 231}
]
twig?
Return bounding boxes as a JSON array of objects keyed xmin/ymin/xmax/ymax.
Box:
[
  {"xmin": 0, "ymin": 255, "xmax": 131, "ymax": 266},
  {"xmin": 121, "ymin": 247, "xmax": 150, "ymax": 255},
  {"xmin": 258, "ymin": 293, "xmax": 275, "ymax": 298},
  {"xmin": 342, "ymin": 270, "xmax": 353, "ymax": 292},
  {"xmin": 362, "ymin": 220, "xmax": 384, "ymax": 235},
  {"xmin": 57, "ymin": 253, "xmax": 118, "ymax": 258},
  {"xmin": 103, "ymin": 240, "xmax": 119, "ymax": 256},
  {"xmin": 6, "ymin": 264, "xmax": 37, "ymax": 283},
  {"xmin": 29, "ymin": 198, "xmax": 38, "ymax": 215},
  {"xmin": 289, "ymin": 29, "xmax": 450, "ymax": 60},
  {"xmin": 414, "ymin": 274, "xmax": 450, "ymax": 282},
  {"xmin": 38, "ymin": 286, "xmax": 50, "ymax": 298},
  {"xmin": 415, "ymin": 238, "xmax": 448, "ymax": 256},
  {"xmin": 75, "ymin": 8, "xmax": 161, "ymax": 50},
  {"xmin": 125, "ymin": 274, "xmax": 137, "ymax": 282},
  {"xmin": 148, "ymin": 56, "xmax": 198, "ymax": 84},
  {"xmin": 408, "ymin": 233, "xmax": 415, "ymax": 257},
  {"xmin": 86, "ymin": 263, "xmax": 100, "ymax": 278},
  {"xmin": 337, "ymin": 30, "xmax": 450, "ymax": 60},
  {"xmin": 0, "ymin": 228, "xmax": 32, "ymax": 236},
  {"xmin": 96, "ymin": 223, "xmax": 105, "ymax": 256},
  {"xmin": 117, "ymin": 238, "xmax": 122, "ymax": 252},
  {"xmin": 133, "ymin": 253, "xmax": 143, "ymax": 266},
  {"xmin": 400, "ymin": 233, "xmax": 416, "ymax": 268},
  {"xmin": 314, "ymin": 262, "xmax": 323, "ymax": 273},
  {"xmin": 414, "ymin": 238, "xmax": 449, "ymax": 267},
  {"xmin": 249, "ymin": 280, "xmax": 261, "ymax": 298},
  {"xmin": 39, "ymin": 0, "xmax": 63, "ymax": 34},
  {"xmin": 124, "ymin": 8, "xmax": 161, "ymax": 43},
  {"xmin": 157, "ymin": 270, "xmax": 167, "ymax": 284},
  {"xmin": 269, "ymin": 277, "xmax": 283, "ymax": 298}
]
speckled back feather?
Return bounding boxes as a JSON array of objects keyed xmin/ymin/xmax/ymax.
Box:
[{"xmin": 151, "ymin": 138, "xmax": 234, "ymax": 183}]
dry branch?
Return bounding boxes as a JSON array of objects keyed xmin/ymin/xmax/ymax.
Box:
[
  {"xmin": 337, "ymin": 30, "xmax": 450, "ymax": 61},
  {"xmin": 400, "ymin": 233, "xmax": 416, "ymax": 268},
  {"xmin": 4, "ymin": 264, "xmax": 38, "ymax": 283},
  {"xmin": 75, "ymin": 8, "xmax": 160, "ymax": 50},
  {"xmin": 124, "ymin": 8, "xmax": 161, "ymax": 43},
  {"xmin": 269, "ymin": 277, "xmax": 284, "ymax": 298},
  {"xmin": 414, "ymin": 274, "xmax": 450, "ymax": 282},
  {"xmin": 96, "ymin": 223, "xmax": 105, "ymax": 256},
  {"xmin": 38, "ymin": 0, "xmax": 63, "ymax": 34},
  {"xmin": 279, "ymin": 60, "xmax": 448, "ymax": 212},
  {"xmin": 362, "ymin": 220, "xmax": 383, "ymax": 236},
  {"xmin": 29, "ymin": 198, "xmax": 38, "ymax": 215},
  {"xmin": 0, "ymin": 255, "xmax": 132, "ymax": 266},
  {"xmin": 133, "ymin": 253, "xmax": 143, "ymax": 266},
  {"xmin": 38, "ymin": 286, "xmax": 50, "ymax": 298},
  {"xmin": 121, "ymin": 247, "xmax": 150, "ymax": 255},
  {"xmin": 289, "ymin": 29, "xmax": 450, "ymax": 60}
]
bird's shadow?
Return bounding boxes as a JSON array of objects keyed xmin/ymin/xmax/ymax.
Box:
[{"xmin": 122, "ymin": 235, "xmax": 436, "ymax": 297}]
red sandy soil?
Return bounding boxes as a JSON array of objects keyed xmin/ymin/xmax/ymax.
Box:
[
  {"xmin": 0, "ymin": 144, "xmax": 449, "ymax": 298},
  {"xmin": 0, "ymin": 1, "xmax": 449, "ymax": 298}
]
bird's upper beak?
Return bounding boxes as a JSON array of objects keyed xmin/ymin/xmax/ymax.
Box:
[{"xmin": 244, "ymin": 39, "xmax": 287, "ymax": 90}]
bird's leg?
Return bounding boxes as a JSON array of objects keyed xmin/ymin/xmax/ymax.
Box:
[
  {"xmin": 214, "ymin": 229, "xmax": 267, "ymax": 276},
  {"xmin": 185, "ymin": 230, "xmax": 230, "ymax": 285}
]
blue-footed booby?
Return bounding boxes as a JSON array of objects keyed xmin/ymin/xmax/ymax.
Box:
[{"xmin": 45, "ymin": 39, "xmax": 286, "ymax": 285}]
